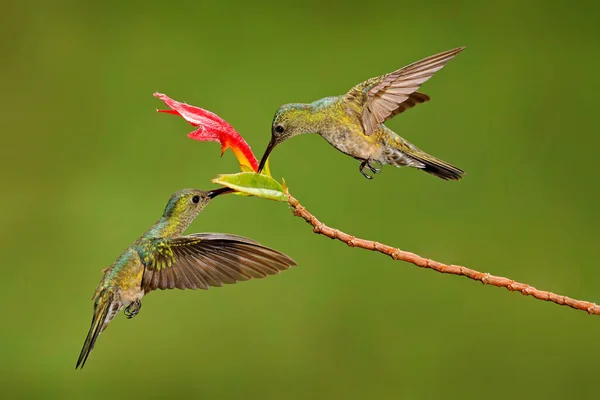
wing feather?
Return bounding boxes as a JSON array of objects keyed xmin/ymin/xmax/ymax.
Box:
[
  {"xmin": 141, "ymin": 233, "xmax": 296, "ymax": 292},
  {"xmin": 344, "ymin": 47, "xmax": 464, "ymax": 135}
]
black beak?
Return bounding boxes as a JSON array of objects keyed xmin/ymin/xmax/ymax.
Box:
[
  {"xmin": 257, "ymin": 137, "xmax": 277, "ymax": 173},
  {"xmin": 208, "ymin": 187, "xmax": 234, "ymax": 199}
]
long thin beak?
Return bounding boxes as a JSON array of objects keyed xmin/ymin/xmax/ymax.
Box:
[
  {"xmin": 208, "ymin": 187, "xmax": 234, "ymax": 199},
  {"xmin": 257, "ymin": 137, "xmax": 277, "ymax": 173}
]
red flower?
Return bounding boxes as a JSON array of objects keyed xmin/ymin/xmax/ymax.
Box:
[{"xmin": 154, "ymin": 92, "xmax": 258, "ymax": 172}]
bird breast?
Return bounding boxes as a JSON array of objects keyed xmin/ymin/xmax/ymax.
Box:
[
  {"xmin": 320, "ymin": 125, "xmax": 382, "ymax": 161},
  {"xmin": 120, "ymin": 286, "xmax": 144, "ymax": 305}
]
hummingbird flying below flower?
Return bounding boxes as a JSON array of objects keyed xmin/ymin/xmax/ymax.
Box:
[
  {"xmin": 76, "ymin": 187, "xmax": 296, "ymax": 369},
  {"xmin": 257, "ymin": 47, "xmax": 466, "ymax": 180}
]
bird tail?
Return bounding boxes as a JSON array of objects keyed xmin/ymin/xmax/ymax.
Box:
[
  {"xmin": 76, "ymin": 289, "xmax": 119, "ymax": 369},
  {"xmin": 384, "ymin": 131, "xmax": 464, "ymax": 181},
  {"xmin": 408, "ymin": 150, "xmax": 465, "ymax": 181}
]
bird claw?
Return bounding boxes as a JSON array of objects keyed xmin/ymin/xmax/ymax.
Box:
[
  {"xmin": 360, "ymin": 160, "xmax": 382, "ymax": 179},
  {"xmin": 124, "ymin": 299, "xmax": 142, "ymax": 319},
  {"xmin": 367, "ymin": 160, "xmax": 382, "ymax": 174},
  {"xmin": 359, "ymin": 161, "xmax": 374, "ymax": 179}
]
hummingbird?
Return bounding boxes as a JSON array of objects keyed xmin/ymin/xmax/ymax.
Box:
[
  {"xmin": 76, "ymin": 187, "xmax": 296, "ymax": 369},
  {"xmin": 257, "ymin": 47, "xmax": 465, "ymax": 180}
]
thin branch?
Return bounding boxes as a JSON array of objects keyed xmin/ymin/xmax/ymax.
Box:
[{"xmin": 286, "ymin": 191, "xmax": 600, "ymax": 316}]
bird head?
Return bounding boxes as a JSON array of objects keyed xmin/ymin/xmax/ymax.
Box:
[
  {"xmin": 257, "ymin": 103, "xmax": 312, "ymax": 173},
  {"xmin": 162, "ymin": 187, "xmax": 232, "ymax": 221}
]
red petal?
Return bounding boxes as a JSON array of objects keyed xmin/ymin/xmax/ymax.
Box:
[
  {"xmin": 187, "ymin": 127, "xmax": 220, "ymax": 142},
  {"xmin": 157, "ymin": 109, "xmax": 182, "ymax": 116},
  {"xmin": 154, "ymin": 92, "xmax": 259, "ymax": 171}
]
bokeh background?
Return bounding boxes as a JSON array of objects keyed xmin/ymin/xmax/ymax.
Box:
[{"xmin": 2, "ymin": 0, "xmax": 599, "ymax": 398}]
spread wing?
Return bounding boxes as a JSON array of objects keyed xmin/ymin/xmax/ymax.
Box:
[
  {"xmin": 140, "ymin": 233, "xmax": 296, "ymax": 292},
  {"xmin": 344, "ymin": 47, "xmax": 465, "ymax": 135}
]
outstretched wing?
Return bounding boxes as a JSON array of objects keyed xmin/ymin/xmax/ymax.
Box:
[
  {"xmin": 344, "ymin": 47, "xmax": 465, "ymax": 135},
  {"xmin": 140, "ymin": 233, "xmax": 296, "ymax": 292}
]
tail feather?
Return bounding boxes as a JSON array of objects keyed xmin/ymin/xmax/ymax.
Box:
[
  {"xmin": 384, "ymin": 130, "xmax": 464, "ymax": 181},
  {"xmin": 410, "ymin": 152, "xmax": 465, "ymax": 181},
  {"xmin": 76, "ymin": 290, "xmax": 117, "ymax": 369}
]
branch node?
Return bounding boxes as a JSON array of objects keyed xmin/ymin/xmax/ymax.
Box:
[
  {"xmin": 347, "ymin": 237, "xmax": 357, "ymax": 247},
  {"xmin": 521, "ymin": 286, "xmax": 535, "ymax": 296},
  {"xmin": 313, "ymin": 223, "xmax": 324, "ymax": 234},
  {"xmin": 481, "ymin": 273, "xmax": 491, "ymax": 285},
  {"xmin": 292, "ymin": 204, "xmax": 305, "ymax": 217}
]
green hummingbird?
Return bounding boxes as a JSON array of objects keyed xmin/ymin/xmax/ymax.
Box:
[
  {"xmin": 257, "ymin": 47, "xmax": 465, "ymax": 180},
  {"xmin": 76, "ymin": 187, "xmax": 296, "ymax": 369}
]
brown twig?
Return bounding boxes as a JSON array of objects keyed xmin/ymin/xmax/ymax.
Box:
[{"xmin": 286, "ymin": 191, "xmax": 600, "ymax": 316}]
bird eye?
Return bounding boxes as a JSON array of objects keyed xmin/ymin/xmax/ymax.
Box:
[
  {"xmin": 191, "ymin": 195, "xmax": 200, "ymax": 204},
  {"xmin": 275, "ymin": 125, "xmax": 284, "ymax": 134}
]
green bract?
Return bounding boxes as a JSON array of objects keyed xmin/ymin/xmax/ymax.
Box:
[{"xmin": 212, "ymin": 172, "xmax": 288, "ymax": 202}]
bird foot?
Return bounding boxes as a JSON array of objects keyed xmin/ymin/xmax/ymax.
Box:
[
  {"xmin": 359, "ymin": 161, "xmax": 373, "ymax": 179},
  {"xmin": 124, "ymin": 299, "xmax": 142, "ymax": 319},
  {"xmin": 367, "ymin": 160, "xmax": 382, "ymax": 174},
  {"xmin": 359, "ymin": 160, "xmax": 382, "ymax": 179}
]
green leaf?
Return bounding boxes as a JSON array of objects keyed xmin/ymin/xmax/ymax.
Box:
[{"xmin": 212, "ymin": 172, "xmax": 288, "ymax": 202}]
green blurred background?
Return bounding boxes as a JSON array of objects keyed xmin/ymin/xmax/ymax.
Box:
[{"xmin": 2, "ymin": 0, "xmax": 599, "ymax": 398}]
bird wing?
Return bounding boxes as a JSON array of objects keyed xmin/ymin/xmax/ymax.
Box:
[
  {"xmin": 140, "ymin": 233, "xmax": 296, "ymax": 292},
  {"xmin": 343, "ymin": 47, "xmax": 465, "ymax": 136}
]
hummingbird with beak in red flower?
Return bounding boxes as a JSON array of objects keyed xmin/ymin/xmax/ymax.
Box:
[{"xmin": 257, "ymin": 47, "xmax": 466, "ymax": 180}]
